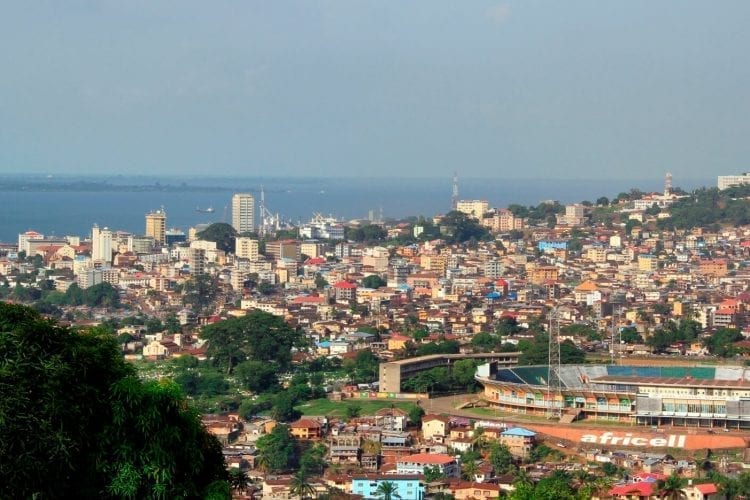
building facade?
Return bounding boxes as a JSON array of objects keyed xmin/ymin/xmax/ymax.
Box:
[
  {"xmin": 145, "ymin": 209, "xmax": 167, "ymax": 245},
  {"xmin": 231, "ymin": 193, "xmax": 255, "ymax": 234}
]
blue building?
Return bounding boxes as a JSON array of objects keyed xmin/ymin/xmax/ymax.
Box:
[{"xmin": 350, "ymin": 475, "xmax": 424, "ymax": 500}]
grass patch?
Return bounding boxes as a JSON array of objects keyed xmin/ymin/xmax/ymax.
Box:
[{"xmin": 295, "ymin": 398, "xmax": 418, "ymax": 417}]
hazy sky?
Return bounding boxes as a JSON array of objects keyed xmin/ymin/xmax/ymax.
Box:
[{"xmin": 2, "ymin": 1, "xmax": 749, "ymax": 180}]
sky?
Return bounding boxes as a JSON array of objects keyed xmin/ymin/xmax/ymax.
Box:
[{"xmin": 1, "ymin": 1, "xmax": 749, "ymax": 181}]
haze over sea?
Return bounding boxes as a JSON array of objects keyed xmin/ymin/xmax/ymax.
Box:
[{"xmin": 0, "ymin": 175, "xmax": 712, "ymax": 243}]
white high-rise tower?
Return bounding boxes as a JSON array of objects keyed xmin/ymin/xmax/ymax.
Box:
[
  {"xmin": 232, "ymin": 193, "xmax": 255, "ymax": 234},
  {"xmin": 92, "ymin": 224, "xmax": 112, "ymax": 263}
]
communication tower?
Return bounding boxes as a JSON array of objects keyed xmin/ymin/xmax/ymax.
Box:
[
  {"xmin": 665, "ymin": 172, "xmax": 673, "ymax": 196},
  {"xmin": 451, "ymin": 172, "xmax": 459, "ymax": 210},
  {"xmin": 547, "ymin": 308, "xmax": 562, "ymax": 419}
]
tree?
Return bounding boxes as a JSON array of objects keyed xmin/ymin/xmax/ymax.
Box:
[
  {"xmin": 345, "ymin": 403, "xmax": 362, "ymax": 420},
  {"xmin": 234, "ymin": 360, "xmax": 279, "ymax": 393},
  {"xmin": 461, "ymin": 459, "xmax": 479, "ymax": 481},
  {"xmin": 290, "ymin": 471, "xmax": 317, "ymax": 500},
  {"xmin": 440, "ymin": 211, "xmax": 489, "ymax": 244},
  {"xmin": 255, "ymin": 424, "xmax": 297, "ymax": 473},
  {"xmin": 362, "ymin": 275, "xmax": 387, "ymax": 289},
  {"xmin": 271, "ymin": 391, "xmax": 301, "ymax": 422},
  {"xmin": 0, "ymin": 303, "xmax": 228, "ymax": 499},
  {"xmin": 197, "ymin": 222, "xmax": 238, "ymax": 253},
  {"xmin": 658, "ymin": 473, "xmax": 686, "ymax": 500},
  {"xmin": 489, "ymin": 442, "xmax": 516, "ymax": 474},
  {"xmin": 375, "ymin": 481, "xmax": 401, "ymax": 500},
  {"xmin": 424, "ymin": 465, "xmax": 445, "ymax": 482},
  {"xmin": 200, "ymin": 310, "xmax": 300, "ymax": 373},
  {"xmin": 408, "ymin": 404, "xmax": 425, "ymax": 427},
  {"xmin": 596, "ymin": 196, "xmax": 609, "ymax": 206},
  {"xmin": 299, "ymin": 443, "xmax": 327, "ymax": 477},
  {"xmin": 452, "ymin": 359, "xmax": 479, "ymax": 389},
  {"xmin": 228, "ymin": 469, "xmax": 250, "ymax": 494},
  {"xmin": 183, "ymin": 273, "xmax": 220, "ymax": 314}
]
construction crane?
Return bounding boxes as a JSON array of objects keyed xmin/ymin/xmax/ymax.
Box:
[{"xmin": 258, "ymin": 185, "xmax": 281, "ymax": 237}]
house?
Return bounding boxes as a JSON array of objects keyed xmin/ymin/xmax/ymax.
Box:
[
  {"xmin": 499, "ymin": 427, "xmax": 536, "ymax": 458},
  {"xmin": 683, "ymin": 482, "xmax": 720, "ymax": 500},
  {"xmin": 396, "ymin": 453, "xmax": 459, "ymax": 478},
  {"xmin": 289, "ymin": 418, "xmax": 322, "ymax": 440},
  {"xmin": 450, "ymin": 481, "xmax": 503, "ymax": 500},
  {"xmin": 422, "ymin": 414, "xmax": 451, "ymax": 441},
  {"xmin": 351, "ymin": 475, "xmax": 424, "ymax": 500}
]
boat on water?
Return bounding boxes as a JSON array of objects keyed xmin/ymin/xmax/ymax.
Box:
[{"xmin": 195, "ymin": 206, "xmax": 215, "ymax": 213}]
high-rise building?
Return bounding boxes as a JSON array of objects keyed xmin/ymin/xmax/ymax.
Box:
[
  {"xmin": 235, "ymin": 237, "xmax": 259, "ymax": 260},
  {"xmin": 91, "ymin": 224, "xmax": 112, "ymax": 263},
  {"xmin": 231, "ymin": 193, "xmax": 255, "ymax": 234},
  {"xmin": 145, "ymin": 209, "xmax": 167, "ymax": 245}
]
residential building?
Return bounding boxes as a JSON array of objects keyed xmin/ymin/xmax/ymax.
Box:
[
  {"xmin": 718, "ymin": 173, "xmax": 750, "ymax": 190},
  {"xmin": 350, "ymin": 475, "xmax": 424, "ymax": 500},
  {"xmin": 499, "ymin": 427, "xmax": 536, "ymax": 458},
  {"xmin": 235, "ymin": 237, "xmax": 259, "ymax": 260},
  {"xmin": 456, "ymin": 200, "xmax": 490, "ymax": 219},
  {"xmin": 231, "ymin": 193, "xmax": 255, "ymax": 234},
  {"xmin": 396, "ymin": 453, "xmax": 459, "ymax": 477}
]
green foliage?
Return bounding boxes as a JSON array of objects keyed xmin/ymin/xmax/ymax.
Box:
[
  {"xmin": 255, "ymin": 424, "xmax": 297, "ymax": 473},
  {"xmin": 489, "ymin": 442, "xmax": 516, "ymax": 474},
  {"xmin": 197, "ymin": 222, "xmax": 238, "ymax": 253},
  {"xmin": 518, "ymin": 332, "xmax": 585, "ymax": 365},
  {"xmin": 646, "ymin": 319, "xmax": 702, "ymax": 353},
  {"xmin": 346, "ymin": 224, "xmax": 387, "ymax": 243},
  {"xmin": 375, "ymin": 481, "xmax": 401, "ymax": 500},
  {"xmin": 509, "ymin": 471, "xmax": 576, "ymax": 500},
  {"xmin": 235, "ymin": 360, "xmax": 279, "ymax": 393},
  {"xmin": 200, "ymin": 310, "xmax": 300, "ymax": 373},
  {"xmin": 424, "ymin": 465, "xmax": 446, "ymax": 482},
  {"xmin": 620, "ymin": 326, "xmax": 643, "ymax": 344},
  {"xmin": 415, "ymin": 340, "xmax": 460, "ymax": 356},
  {"xmin": 342, "ymin": 349, "xmax": 380, "ymax": 383},
  {"xmin": 439, "ymin": 211, "xmax": 490, "ymax": 244},
  {"xmin": 452, "ymin": 359, "xmax": 479, "ymax": 389},
  {"xmin": 183, "ymin": 273, "xmax": 220, "ymax": 314},
  {"xmin": 362, "ymin": 274, "xmax": 387, "ymax": 289},
  {"xmin": 0, "ymin": 303, "xmax": 228, "ymax": 499},
  {"xmin": 704, "ymin": 327, "xmax": 744, "ymax": 357},
  {"xmin": 408, "ymin": 405, "xmax": 425, "ymax": 426},
  {"xmin": 271, "ymin": 391, "xmax": 302, "ymax": 422}
]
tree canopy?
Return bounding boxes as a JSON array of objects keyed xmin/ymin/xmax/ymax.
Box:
[
  {"xmin": 200, "ymin": 310, "xmax": 301, "ymax": 373},
  {"xmin": 197, "ymin": 222, "xmax": 238, "ymax": 253},
  {"xmin": 0, "ymin": 303, "xmax": 228, "ymax": 499}
]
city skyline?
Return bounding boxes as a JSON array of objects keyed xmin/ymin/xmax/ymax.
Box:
[{"xmin": 2, "ymin": 1, "xmax": 750, "ymax": 180}]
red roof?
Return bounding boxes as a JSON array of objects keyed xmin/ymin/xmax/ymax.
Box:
[
  {"xmin": 399, "ymin": 453, "xmax": 455, "ymax": 465},
  {"xmin": 694, "ymin": 483, "xmax": 718, "ymax": 494},
  {"xmin": 305, "ymin": 257, "xmax": 326, "ymax": 265},
  {"xmin": 608, "ymin": 481, "xmax": 655, "ymax": 497},
  {"xmin": 291, "ymin": 418, "xmax": 321, "ymax": 429},
  {"xmin": 333, "ymin": 281, "xmax": 357, "ymax": 289}
]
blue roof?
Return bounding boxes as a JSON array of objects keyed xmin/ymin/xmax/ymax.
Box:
[
  {"xmin": 485, "ymin": 291, "xmax": 501, "ymax": 299},
  {"xmin": 501, "ymin": 427, "xmax": 536, "ymax": 437}
]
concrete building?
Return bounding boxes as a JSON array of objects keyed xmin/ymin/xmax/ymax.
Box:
[
  {"xmin": 91, "ymin": 224, "xmax": 112, "ymax": 264},
  {"xmin": 351, "ymin": 476, "xmax": 424, "ymax": 500},
  {"xmin": 718, "ymin": 173, "xmax": 750, "ymax": 190},
  {"xmin": 456, "ymin": 200, "xmax": 490, "ymax": 219},
  {"xmin": 379, "ymin": 353, "xmax": 520, "ymax": 394},
  {"xmin": 145, "ymin": 209, "xmax": 166, "ymax": 245},
  {"xmin": 396, "ymin": 453, "xmax": 459, "ymax": 478},
  {"xmin": 235, "ymin": 237, "xmax": 259, "ymax": 260},
  {"xmin": 189, "ymin": 247, "xmax": 206, "ymax": 275},
  {"xmin": 231, "ymin": 193, "xmax": 255, "ymax": 234}
]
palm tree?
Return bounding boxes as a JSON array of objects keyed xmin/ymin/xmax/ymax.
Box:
[
  {"xmin": 461, "ymin": 459, "xmax": 480, "ymax": 481},
  {"xmin": 290, "ymin": 471, "xmax": 317, "ymax": 500},
  {"xmin": 228, "ymin": 468, "xmax": 250, "ymax": 493},
  {"xmin": 375, "ymin": 481, "xmax": 402, "ymax": 500},
  {"xmin": 658, "ymin": 473, "xmax": 686, "ymax": 500}
]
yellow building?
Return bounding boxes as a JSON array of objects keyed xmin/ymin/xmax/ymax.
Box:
[{"xmin": 145, "ymin": 209, "xmax": 166, "ymax": 245}]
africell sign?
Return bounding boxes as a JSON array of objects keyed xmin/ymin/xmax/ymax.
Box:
[
  {"xmin": 580, "ymin": 432, "xmax": 686, "ymax": 448},
  {"xmin": 523, "ymin": 425, "xmax": 747, "ymax": 450}
]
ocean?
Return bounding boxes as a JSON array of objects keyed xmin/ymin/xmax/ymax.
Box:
[{"xmin": 0, "ymin": 175, "xmax": 711, "ymax": 243}]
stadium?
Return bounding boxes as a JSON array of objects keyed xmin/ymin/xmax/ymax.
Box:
[{"xmin": 476, "ymin": 362, "xmax": 750, "ymax": 429}]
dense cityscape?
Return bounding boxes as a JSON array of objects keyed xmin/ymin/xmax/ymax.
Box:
[{"xmin": 7, "ymin": 174, "xmax": 750, "ymax": 498}]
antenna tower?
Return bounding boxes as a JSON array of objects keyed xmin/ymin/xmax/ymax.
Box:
[
  {"xmin": 665, "ymin": 172, "xmax": 673, "ymax": 196},
  {"xmin": 451, "ymin": 172, "xmax": 459, "ymax": 210},
  {"xmin": 547, "ymin": 308, "xmax": 562, "ymax": 419}
]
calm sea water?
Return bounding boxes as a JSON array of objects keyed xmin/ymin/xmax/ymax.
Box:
[{"xmin": 0, "ymin": 175, "xmax": 710, "ymax": 243}]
